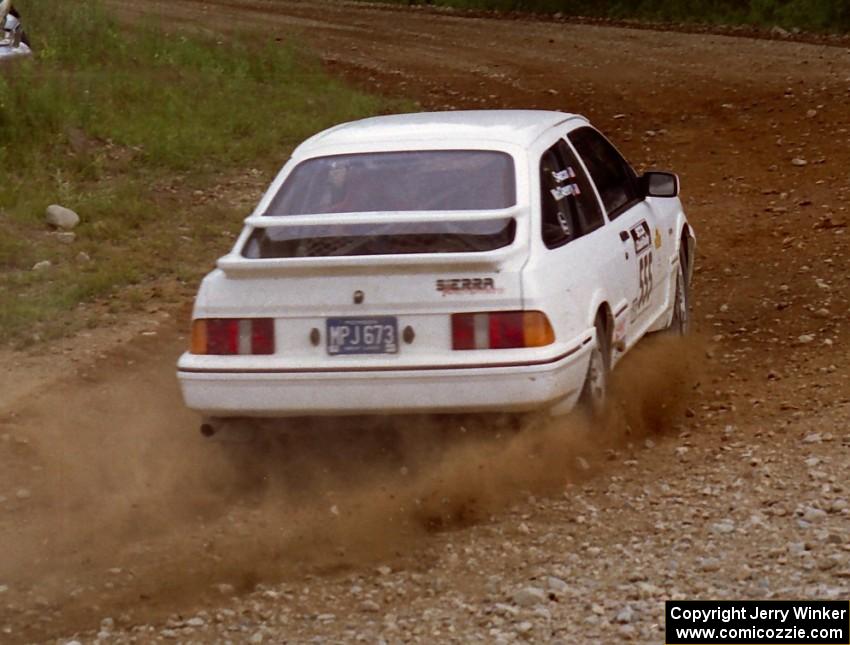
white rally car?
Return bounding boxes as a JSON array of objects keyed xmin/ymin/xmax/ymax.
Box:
[
  {"xmin": 177, "ymin": 110, "xmax": 694, "ymax": 434},
  {"xmin": 0, "ymin": 1, "xmax": 31, "ymax": 61}
]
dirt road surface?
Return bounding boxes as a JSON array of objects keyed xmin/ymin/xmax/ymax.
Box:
[{"xmin": 2, "ymin": 1, "xmax": 849, "ymax": 642}]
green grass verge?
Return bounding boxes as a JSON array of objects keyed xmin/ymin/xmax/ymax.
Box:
[
  {"xmin": 395, "ymin": 0, "xmax": 850, "ymax": 33},
  {"xmin": 0, "ymin": 0, "xmax": 404, "ymax": 346}
]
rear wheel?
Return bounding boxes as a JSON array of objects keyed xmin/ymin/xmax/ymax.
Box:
[{"xmin": 578, "ymin": 315, "xmax": 610, "ymax": 416}]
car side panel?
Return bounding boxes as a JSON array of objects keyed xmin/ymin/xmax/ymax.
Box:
[{"xmin": 645, "ymin": 196, "xmax": 689, "ymax": 332}]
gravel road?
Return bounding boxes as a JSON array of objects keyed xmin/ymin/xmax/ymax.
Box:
[{"xmin": 1, "ymin": 1, "xmax": 848, "ymax": 642}]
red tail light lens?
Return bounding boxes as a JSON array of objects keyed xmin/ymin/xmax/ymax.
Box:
[
  {"xmin": 451, "ymin": 311, "xmax": 554, "ymax": 350},
  {"xmin": 190, "ymin": 318, "xmax": 275, "ymax": 355},
  {"xmin": 489, "ymin": 312, "xmax": 525, "ymax": 349},
  {"xmin": 251, "ymin": 318, "xmax": 275, "ymax": 355},
  {"xmin": 451, "ymin": 314, "xmax": 476, "ymax": 350},
  {"xmin": 206, "ymin": 319, "xmax": 239, "ymax": 355}
]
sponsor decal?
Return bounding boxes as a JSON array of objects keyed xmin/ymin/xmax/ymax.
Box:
[
  {"xmin": 550, "ymin": 183, "xmax": 581, "ymax": 200},
  {"xmin": 630, "ymin": 220, "xmax": 652, "ymax": 255}
]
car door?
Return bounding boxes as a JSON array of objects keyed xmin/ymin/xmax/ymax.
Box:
[
  {"xmin": 567, "ymin": 126, "xmax": 662, "ymax": 346},
  {"xmin": 523, "ymin": 136, "xmax": 621, "ymax": 355}
]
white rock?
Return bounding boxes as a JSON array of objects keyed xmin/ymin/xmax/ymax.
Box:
[
  {"xmin": 46, "ymin": 204, "xmax": 80, "ymax": 230},
  {"xmin": 249, "ymin": 633, "xmax": 264, "ymax": 644},
  {"xmin": 494, "ymin": 603, "xmax": 520, "ymax": 617},
  {"xmin": 700, "ymin": 557, "xmax": 721, "ymax": 572},
  {"xmin": 53, "ymin": 232, "xmax": 76, "ymax": 244},
  {"xmin": 546, "ymin": 576, "xmax": 568, "ymax": 593},
  {"xmin": 186, "ymin": 617, "xmax": 205, "ymax": 627},
  {"xmin": 360, "ymin": 600, "xmax": 380, "ymax": 612},
  {"xmin": 616, "ymin": 605, "xmax": 634, "ymax": 623},
  {"xmin": 798, "ymin": 334, "xmax": 815, "ymax": 344},
  {"xmin": 512, "ymin": 586, "xmax": 546, "ymax": 607},
  {"xmin": 32, "ymin": 260, "xmax": 52, "ymax": 271},
  {"xmin": 711, "ymin": 520, "xmax": 735, "ymax": 534},
  {"xmin": 15, "ymin": 489, "xmax": 31, "ymax": 500},
  {"xmin": 76, "ymin": 251, "xmax": 91, "ymax": 263},
  {"xmin": 803, "ymin": 433, "xmax": 823, "ymax": 444},
  {"xmin": 830, "ymin": 499, "xmax": 848, "ymax": 513},
  {"xmin": 803, "ymin": 507, "xmax": 827, "ymax": 522},
  {"xmin": 791, "ymin": 158, "xmax": 808, "ymax": 167}
]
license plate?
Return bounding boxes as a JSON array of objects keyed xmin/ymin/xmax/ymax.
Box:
[{"xmin": 326, "ymin": 316, "xmax": 398, "ymax": 355}]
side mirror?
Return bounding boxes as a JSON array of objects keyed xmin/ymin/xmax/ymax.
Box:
[{"xmin": 640, "ymin": 171, "xmax": 679, "ymax": 198}]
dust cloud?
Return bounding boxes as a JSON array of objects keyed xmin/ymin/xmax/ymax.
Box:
[{"xmin": 0, "ymin": 333, "xmax": 702, "ymax": 637}]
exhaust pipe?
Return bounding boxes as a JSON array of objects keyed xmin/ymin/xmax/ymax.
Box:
[{"xmin": 199, "ymin": 418, "xmax": 258, "ymax": 443}]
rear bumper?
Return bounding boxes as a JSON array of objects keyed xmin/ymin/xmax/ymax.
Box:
[
  {"xmin": 0, "ymin": 44, "xmax": 31, "ymax": 60},
  {"xmin": 177, "ymin": 344, "xmax": 592, "ymax": 417}
]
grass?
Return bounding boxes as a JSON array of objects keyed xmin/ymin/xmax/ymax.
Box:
[
  {"xmin": 0, "ymin": 0, "xmax": 403, "ymax": 346},
  {"xmin": 397, "ymin": 0, "xmax": 850, "ymax": 32}
]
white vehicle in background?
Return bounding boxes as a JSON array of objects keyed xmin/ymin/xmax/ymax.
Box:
[
  {"xmin": 177, "ymin": 110, "xmax": 695, "ymax": 437},
  {"xmin": 0, "ymin": 1, "xmax": 31, "ymax": 61}
]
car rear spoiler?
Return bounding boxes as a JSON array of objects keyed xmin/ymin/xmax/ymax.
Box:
[{"xmin": 217, "ymin": 207, "xmax": 526, "ymax": 276}]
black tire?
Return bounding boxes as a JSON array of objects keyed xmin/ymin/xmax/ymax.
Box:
[
  {"xmin": 668, "ymin": 244, "xmax": 690, "ymax": 335},
  {"xmin": 578, "ymin": 314, "xmax": 610, "ymax": 416}
]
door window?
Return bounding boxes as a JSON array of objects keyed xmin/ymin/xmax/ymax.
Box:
[
  {"xmin": 568, "ymin": 127, "xmax": 639, "ymax": 219},
  {"xmin": 539, "ymin": 141, "xmax": 605, "ymax": 249},
  {"xmin": 555, "ymin": 140, "xmax": 605, "ymax": 234}
]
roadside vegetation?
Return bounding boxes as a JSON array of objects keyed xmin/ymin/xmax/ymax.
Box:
[
  {"xmin": 0, "ymin": 0, "xmax": 399, "ymax": 346},
  {"xmin": 396, "ymin": 0, "xmax": 850, "ymax": 32}
]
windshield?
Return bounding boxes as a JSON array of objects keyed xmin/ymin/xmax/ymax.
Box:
[{"xmin": 265, "ymin": 150, "xmax": 516, "ymax": 215}]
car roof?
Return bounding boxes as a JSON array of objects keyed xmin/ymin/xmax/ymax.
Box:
[{"xmin": 294, "ymin": 110, "xmax": 582, "ymax": 155}]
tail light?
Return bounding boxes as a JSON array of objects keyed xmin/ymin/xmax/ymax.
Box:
[
  {"xmin": 190, "ymin": 318, "xmax": 275, "ymax": 355},
  {"xmin": 451, "ymin": 311, "xmax": 555, "ymax": 350}
]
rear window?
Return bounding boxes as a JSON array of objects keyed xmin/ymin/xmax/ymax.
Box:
[
  {"xmin": 241, "ymin": 219, "xmax": 516, "ymax": 258},
  {"xmin": 264, "ymin": 150, "xmax": 516, "ymax": 214}
]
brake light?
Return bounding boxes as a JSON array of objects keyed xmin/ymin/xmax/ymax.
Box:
[
  {"xmin": 451, "ymin": 311, "xmax": 555, "ymax": 350},
  {"xmin": 251, "ymin": 318, "xmax": 275, "ymax": 355},
  {"xmin": 190, "ymin": 318, "xmax": 275, "ymax": 355}
]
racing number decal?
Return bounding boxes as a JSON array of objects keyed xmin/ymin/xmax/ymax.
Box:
[
  {"xmin": 637, "ymin": 251, "xmax": 653, "ymax": 310},
  {"xmin": 630, "ymin": 220, "xmax": 654, "ymax": 315}
]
